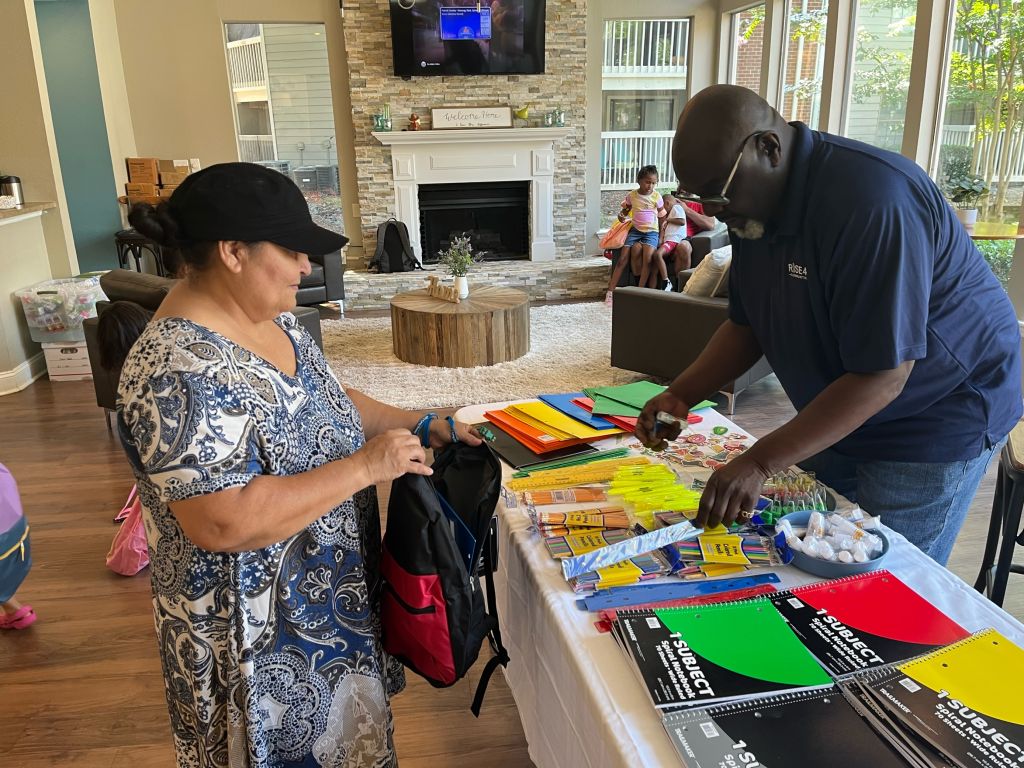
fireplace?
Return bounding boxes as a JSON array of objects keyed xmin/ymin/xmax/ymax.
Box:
[
  {"xmin": 418, "ymin": 182, "xmax": 530, "ymax": 264},
  {"xmin": 372, "ymin": 127, "xmax": 569, "ymax": 262}
]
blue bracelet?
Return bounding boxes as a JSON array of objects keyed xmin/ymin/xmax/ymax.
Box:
[
  {"xmin": 413, "ymin": 412, "xmax": 437, "ymax": 448},
  {"xmin": 445, "ymin": 415, "xmax": 459, "ymax": 444}
]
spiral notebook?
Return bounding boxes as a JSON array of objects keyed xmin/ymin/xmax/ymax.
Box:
[
  {"xmin": 661, "ymin": 688, "xmax": 910, "ymax": 768},
  {"xmin": 768, "ymin": 570, "xmax": 969, "ymax": 676},
  {"xmin": 850, "ymin": 628, "xmax": 1024, "ymax": 768},
  {"xmin": 614, "ymin": 599, "xmax": 833, "ymax": 710}
]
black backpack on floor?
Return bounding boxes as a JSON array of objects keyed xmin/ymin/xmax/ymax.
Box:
[
  {"xmin": 380, "ymin": 442, "xmax": 508, "ymax": 716},
  {"xmin": 371, "ymin": 218, "xmax": 423, "ymax": 273}
]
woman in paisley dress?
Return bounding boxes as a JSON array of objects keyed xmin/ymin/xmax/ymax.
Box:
[{"xmin": 116, "ymin": 163, "xmax": 481, "ymax": 767}]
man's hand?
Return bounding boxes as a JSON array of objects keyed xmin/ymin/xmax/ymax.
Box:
[
  {"xmin": 636, "ymin": 390, "xmax": 690, "ymax": 451},
  {"xmin": 695, "ymin": 454, "xmax": 769, "ymax": 529}
]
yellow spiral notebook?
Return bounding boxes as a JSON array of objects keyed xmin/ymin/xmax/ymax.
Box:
[{"xmin": 853, "ymin": 628, "xmax": 1024, "ymax": 768}]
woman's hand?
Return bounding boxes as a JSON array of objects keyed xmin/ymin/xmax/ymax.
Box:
[
  {"xmin": 636, "ymin": 390, "xmax": 690, "ymax": 450},
  {"xmin": 352, "ymin": 429, "xmax": 432, "ymax": 485},
  {"xmin": 428, "ymin": 417, "xmax": 484, "ymax": 450}
]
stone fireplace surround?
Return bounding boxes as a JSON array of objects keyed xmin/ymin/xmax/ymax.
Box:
[{"xmin": 372, "ymin": 127, "xmax": 570, "ymax": 262}]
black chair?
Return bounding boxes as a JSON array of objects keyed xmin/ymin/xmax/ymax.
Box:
[
  {"xmin": 115, "ymin": 229, "xmax": 167, "ymax": 276},
  {"xmin": 974, "ymin": 424, "xmax": 1024, "ymax": 606}
]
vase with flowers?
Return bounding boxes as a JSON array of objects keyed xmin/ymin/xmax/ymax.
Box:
[{"xmin": 438, "ymin": 234, "xmax": 477, "ymax": 298}]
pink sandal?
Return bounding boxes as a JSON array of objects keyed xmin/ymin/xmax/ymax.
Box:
[{"xmin": 0, "ymin": 605, "xmax": 36, "ymax": 630}]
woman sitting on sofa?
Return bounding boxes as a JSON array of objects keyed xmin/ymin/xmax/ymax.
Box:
[{"xmin": 117, "ymin": 162, "xmax": 481, "ymax": 767}]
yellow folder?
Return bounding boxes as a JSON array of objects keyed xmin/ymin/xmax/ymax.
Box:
[{"xmin": 508, "ymin": 401, "xmax": 623, "ymax": 440}]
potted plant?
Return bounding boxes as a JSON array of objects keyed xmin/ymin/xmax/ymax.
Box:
[
  {"xmin": 438, "ymin": 234, "xmax": 477, "ymax": 298},
  {"xmin": 946, "ymin": 174, "xmax": 989, "ymax": 227}
]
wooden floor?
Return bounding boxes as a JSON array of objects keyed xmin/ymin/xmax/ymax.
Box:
[{"xmin": 0, "ymin": 373, "xmax": 1020, "ymax": 767}]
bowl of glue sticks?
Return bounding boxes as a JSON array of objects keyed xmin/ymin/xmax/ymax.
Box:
[{"xmin": 776, "ymin": 509, "xmax": 889, "ymax": 578}]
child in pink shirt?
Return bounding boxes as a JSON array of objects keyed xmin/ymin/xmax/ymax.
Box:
[{"xmin": 605, "ymin": 165, "xmax": 665, "ymax": 304}]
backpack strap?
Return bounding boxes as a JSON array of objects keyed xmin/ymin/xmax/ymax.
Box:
[{"xmin": 470, "ymin": 520, "xmax": 509, "ymax": 717}]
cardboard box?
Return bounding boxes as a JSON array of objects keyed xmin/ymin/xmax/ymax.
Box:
[
  {"xmin": 158, "ymin": 186, "xmax": 178, "ymax": 198},
  {"xmin": 43, "ymin": 342, "xmax": 92, "ymax": 381},
  {"xmin": 126, "ymin": 195, "xmax": 162, "ymax": 208},
  {"xmin": 158, "ymin": 159, "xmax": 191, "ymax": 174},
  {"xmin": 159, "ymin": 171, "xmax": 189, "ymax": 186},
  {"xmin": 126, "ymin": 157, "xmax": 159, "ymax": 184},
  {"xmin": 125, "ymin": 182, "xmax": 156, "ymax": 196}
]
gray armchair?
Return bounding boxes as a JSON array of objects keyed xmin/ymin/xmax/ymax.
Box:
[
  {"xmin": 297, "ymin": 250, "xmax": 345, "ymax": 306},
  {"xmin": 84, "ymin": 269, "xmax": 323, "ymax": 421},
  {"xmin": 610, "ymin": 269, "xmax": 773, "ymax": 413}
]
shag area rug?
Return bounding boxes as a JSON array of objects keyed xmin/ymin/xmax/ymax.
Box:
[{"xmin": 321, "ymin": 302, "xmax": 645, "ymax": 409}]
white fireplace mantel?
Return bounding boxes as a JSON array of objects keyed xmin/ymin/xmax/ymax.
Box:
[{"xmin": 372, "ymin": 127, "xmax": 570, "ymax": 262}]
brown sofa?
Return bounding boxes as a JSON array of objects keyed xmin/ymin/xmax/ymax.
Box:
[
  {"xmin": 610, "ymin": 268, "xmax": 773, "ymax": 413},
  {"xmin": 84, "ymin": 269, "xmax": 323, "ymax": 420}
]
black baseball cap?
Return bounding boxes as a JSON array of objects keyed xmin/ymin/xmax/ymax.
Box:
[{"xmin": 166, "ymin": 162, "xmax": 348, "ymax": 255}]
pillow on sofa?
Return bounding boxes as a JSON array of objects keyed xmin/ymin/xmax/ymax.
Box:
[{"xmin": 683, "ymin": 245, "xmax": 731, "ymax": 298}]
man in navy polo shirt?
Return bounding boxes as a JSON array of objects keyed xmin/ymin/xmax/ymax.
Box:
[{"xmin": 636, "ymin": 85, "xmax": 1022, "ymax": 565}]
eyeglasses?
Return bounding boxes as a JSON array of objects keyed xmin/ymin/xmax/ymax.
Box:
[{"xmin": 676, "ymin": 130, "xmax": 767, "ymax": 207}]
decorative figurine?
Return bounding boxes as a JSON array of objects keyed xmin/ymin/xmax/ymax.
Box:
[
  {"xmin": 426, "ymin": 274, "xmax": 461, "ymax": 304},
  {"xmin": 409, "ymin": 113, "xmax": 421, "ymax": 131}
]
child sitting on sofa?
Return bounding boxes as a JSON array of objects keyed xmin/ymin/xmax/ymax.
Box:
[
  {"xmin": 651, "ymin": 190, "xmax": 719, "ymax": 291},
  {"xmin": 605, "ymin": 165, "xmax": 665, "ymax": 305}
]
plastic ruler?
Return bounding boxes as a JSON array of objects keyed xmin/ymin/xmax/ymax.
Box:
[{"xmin": 575, "ymin": 572, "xmax": 782, "ymax": 612}]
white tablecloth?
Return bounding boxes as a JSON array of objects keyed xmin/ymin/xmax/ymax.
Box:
[{"xmin": 456, "ymin": 403, "xmax": 1024, "ymax": 768}]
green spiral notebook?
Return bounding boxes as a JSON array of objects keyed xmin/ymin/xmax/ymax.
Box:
[{"xmin": 615, "ymin": 598, "xmax": 832, "ymax": 710}]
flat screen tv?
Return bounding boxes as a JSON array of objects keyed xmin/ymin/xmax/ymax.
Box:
[{"xmin": 390, "ymin": 0, "xmax": 546, "ymax": 77}]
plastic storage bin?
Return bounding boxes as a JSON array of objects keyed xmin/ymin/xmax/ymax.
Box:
[{"xmin": 15, "ymin": 276, "xmax": 107, "ymax": 344}]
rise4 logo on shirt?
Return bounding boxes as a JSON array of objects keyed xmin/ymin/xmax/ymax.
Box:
[{"xmin": 787, "ymin": 262, "xmax": 808, "ymax": 280}]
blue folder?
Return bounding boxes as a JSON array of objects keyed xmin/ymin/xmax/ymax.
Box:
[{"xmin": 538, "ymin": 392, "xmax": 618, "ymax": 430}]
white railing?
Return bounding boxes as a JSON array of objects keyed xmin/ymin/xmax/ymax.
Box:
[
  {"xmin": 239, "ymin": 135, "xmax": 275, "ymax": 163},
  {"xmin": 941, "ymin": 124, "xmax": 1024, "ymax": 182},
  {"xmin": 603, "ymin": 19, "xmax": 689, "ymax": 75},
  {"xmin": 600, "ymin": 131, "xmax": 676, "ymax": 188},
  {"xmin": 227, "ymin": 37, "xmax": 266, "ymax": 90}
]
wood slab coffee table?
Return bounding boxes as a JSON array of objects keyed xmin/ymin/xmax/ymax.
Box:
[{"xmin": 390, "ymin": 286, "xmax": 530, "ymax": 367}]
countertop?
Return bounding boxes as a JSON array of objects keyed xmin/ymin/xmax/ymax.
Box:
[{"xmin": 0, "ymin": 201, "xmax": 57, "ymax": 225}]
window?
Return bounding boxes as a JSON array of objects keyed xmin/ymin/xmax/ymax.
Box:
[
  {"xmin": 933, "ymin": 0, "xmax": 1024, "ymax": 231},
  {"xmin": 600, "ymin": 18, "xmax": 692, "ymax": 195},
  {"xmin": 224, "ymin": 22, "xmax": 344, "ymax": 236},
  {"xmin": 779, "ymin": 0, "xmax": 829, "ymax": 125},
  {"xmin": 843, "ymin": 0, "xmax": 915, "ymax": 151},
  {"xmin": 728, "ymin": 4, "xmax": 765, "ymax": 92},
  {"xmin": 608, "ymin": 96, "xmax": 676, "ymax": 132}
]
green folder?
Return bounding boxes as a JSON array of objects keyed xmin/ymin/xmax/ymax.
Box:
[
  {"xmin": 589, "ymin": 393, "xmax": 642, "ymax": 416},
  {"xmin": 584, "ymin": 379, "xmax": 719, "ymax": 416},
  {"xmin": 587, "ymin": 381, "xmax": 667, "ymax": 410}
]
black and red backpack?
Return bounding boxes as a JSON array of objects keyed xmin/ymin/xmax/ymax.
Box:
[{"xmin": 380, "ymin": 441, "xmax": 508, "ymax": 716}]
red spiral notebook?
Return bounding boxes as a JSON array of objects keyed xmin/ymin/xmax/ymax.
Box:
[{"xmin": 768, "ymin": 570, "xmax": 969, "ymax": 676}]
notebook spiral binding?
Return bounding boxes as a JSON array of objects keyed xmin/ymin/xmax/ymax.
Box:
[
  {"xmin": 662, "ymin": 687, "xmax": 837, "ymax": 725},
  {"xmin": 616, "ymin": 595, "xmax": 780, "ymax": 621},
  {"xmin": 897, "ymin": 627, "xmax": 998, "ymax": 668}
]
